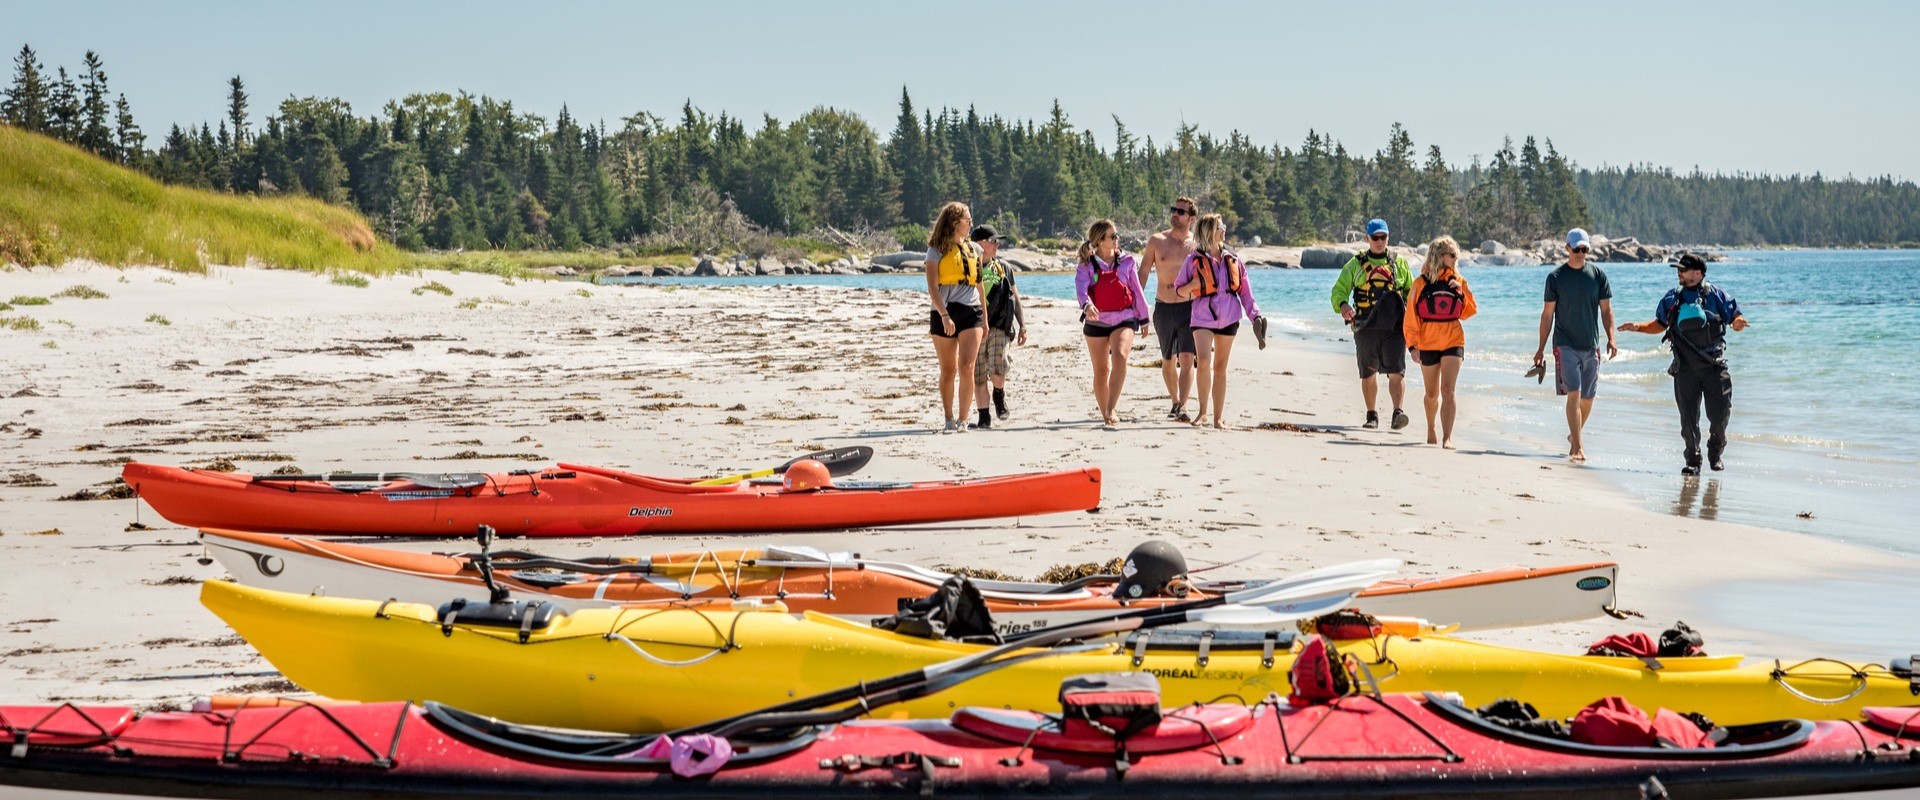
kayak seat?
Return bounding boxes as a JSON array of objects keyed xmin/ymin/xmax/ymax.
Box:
[
  {"xmin": 509, "ymin": 570, "xmax": 589, "ymax": 589},
  {"xmin": 433, "ymin": 599, "xmax": 567, "ymax": 643},
  {"xmin": 422, "ymin": 701, "xmax": 818, "ymax": 766},
  {"xmin": 1424, "ymin": 693, "xmax": 1816, "ymax": 759}
]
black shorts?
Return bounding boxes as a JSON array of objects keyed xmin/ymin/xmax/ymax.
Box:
[
  {"xmin": 1152, "ymin": 300, "xmax": 1196, "ymax": 358},
  {"xmin": 1196, "ymin": 322, "xmax": 1240, "ymax": 338},
  {"xmin": 1415, "ymin": 346, "xmax": 1465, "ymax": 367},
  {"xmin": 928, "ymin": 302, "xmax": 984, "ymax": 338},
  {"xmin": 1083, "ymin": 318, "xmax": 1141, "ymax": 339},
  {"xmin": 1354, "ymin": 330, "xmax": 1406, "ymax": 378}
]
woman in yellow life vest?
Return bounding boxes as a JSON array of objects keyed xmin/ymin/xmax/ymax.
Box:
[{"xmin": 923, "ymin": 202, "xmax": 987, "ymax": 434}]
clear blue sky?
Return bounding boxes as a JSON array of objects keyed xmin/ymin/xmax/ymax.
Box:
[{"xmin": 10, "ymin": 0, "xmax": 1916, "ymax": 180}]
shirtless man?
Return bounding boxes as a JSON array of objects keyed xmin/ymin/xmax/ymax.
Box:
[{"xmin": 1139, "ymin": 196, "xmax": 1200, "ymax": 421}]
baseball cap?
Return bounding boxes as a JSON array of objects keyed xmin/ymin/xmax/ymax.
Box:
[
  {"xmin": 1566, "ymin": 228, "xmax": 1591, "ymax": 250},
  {"xmin": 970, "ymin": 224, "xmax": 998, "ymax": 242},
  {"xmin": 1365, "ymin": 219, "xmax": 1389, "ymax": 237},
  {"xmin": 1672, "ymin": 253, "xmax": 1708, "ymax": 272}
]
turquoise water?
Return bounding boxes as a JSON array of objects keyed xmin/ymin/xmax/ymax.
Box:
[{"xmin": 606, "ymin": 250, "xmax": 1920, "ymax": 558}]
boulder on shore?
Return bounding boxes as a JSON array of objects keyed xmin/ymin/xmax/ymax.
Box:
[
  {"xmin": 869, "ymin": 251, "xmax": 926, "ymax": 269},
  {"xmin": 650, "ymin": 265, "xmax": 686, "ymax": 277},
  {"xmin": 1479, "ymin": 240, "xmax": 1506, "ymax": 255},
  {"xmin": 691, "ymin": 257, "xmax": 735, "ymax": 277},
  {"xmin": 1299, "ymin": 247, "xmax": 1359, "ymax": 270}
]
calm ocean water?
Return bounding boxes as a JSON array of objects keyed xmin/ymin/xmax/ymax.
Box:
[{"xmin": 610, "ymin": 250, "xmax": 1920, "ymax": 559}]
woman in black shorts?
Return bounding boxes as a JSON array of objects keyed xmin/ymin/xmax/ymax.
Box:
[
  {"xmin": 1402, "ymin": 235, "xmax": 1478, "ymax": 448},
  {"xmin": 923, "ymin": 202, "xmax": 986, "ymax": 434},
  {"xmin": 1072, "ymin": 219, "xmax": 1151, "ymax": 427}
]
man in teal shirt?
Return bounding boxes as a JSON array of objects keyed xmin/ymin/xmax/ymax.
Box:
[
  {"xmin": 1532, "ymin": 228, "xmax": 1618, "ymax": 463},
  {"xmin": 1330, "ymin": 219, "xmax": 1414, "ymax": 430}
]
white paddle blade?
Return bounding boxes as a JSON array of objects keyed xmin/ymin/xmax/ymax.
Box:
[
  {"xmin": 1223, "ymin": 559, "xmax": 1402, "ymax": 609},
  {"xmin": 1188, "ymin": 590, "xmax": 1361, "ymax": 626}
]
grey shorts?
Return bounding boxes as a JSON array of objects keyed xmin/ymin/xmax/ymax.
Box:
[
  {"xmin": 1153, "ymin": 300, "xmax": 1196, "ymax": 359},
  {"xmin": 1554, "ymin": 345, "xmax": 1601, "ymax": 399}
]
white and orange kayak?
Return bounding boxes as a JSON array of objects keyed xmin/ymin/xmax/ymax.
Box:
[{"xmin": 201, "ymin": 529, "xmax": 1620, "ymax": 633}]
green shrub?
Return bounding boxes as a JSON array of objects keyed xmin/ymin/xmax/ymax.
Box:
[
  {"xmin": 330, "ymin": 273, "xmax": 370, "ymax": 288},
  {"xmin": 53, "ymin": 285, "xmax": 107, "ymax": 299},
  {"xmin": 7, "ymin": 296, "xmax": 49, "ymax": 306},
  {"xmin": 145, "ymin": 314, "xmax": 171, "ymax": 325},
  {"xmin": 412, "ymin": 281, "xmax": 453, "ymax": 296},
  {"xmin": 1, "ymin": 316, "xmax": 41, "ymax": 331}
]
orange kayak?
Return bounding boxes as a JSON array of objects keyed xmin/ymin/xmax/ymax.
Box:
[
  {"xmin": 123, "ymin": 462, "xmax": 1102, "ymax": 537},
  {"xmin": 199, "ymin": 528, "xmax": 1619, "ymax": 632}
]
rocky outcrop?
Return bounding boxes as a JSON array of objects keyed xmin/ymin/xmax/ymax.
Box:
[
  {"xmin": 1299, "ymin": 246, "xmax": 1360, "ymax": 270},
  {"xmin": 869, "ymin": 251, "xmax": 926, "ymax": 269},
  {"xmin": 691, "ymin": 256, "xmax": 735, "ymax": 277},
  {"xmin": 1479, "ymin": 240, "xmax": 1506, "ymax": 255},
  {"xmin": 650, "ymin": 265, "xmax": 687, "ymax": 277}
]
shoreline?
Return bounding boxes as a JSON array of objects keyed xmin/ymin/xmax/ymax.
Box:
[{"xmin": 0, "ymin": 264, "xmax": 1914, "ymax": 710}]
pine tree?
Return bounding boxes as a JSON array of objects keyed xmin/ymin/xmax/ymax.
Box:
[
  {"xmin": 113, "ymin": 93, "xmax": 143, "ymax": 165},
  {"xmin": 47, "ymin": 66, "xmax": 81, "ymax": 143},
  {"xmin": 3, "ymin": 44, "xmax": 49, "ymax": 131},
  {"xmin": 78, "ymin": 51, "xmax": 114, "ymax": 157},
  {"xmin": 887, "ymin": 87, "xmax": 933, "ymax": 223},
  {"xmin": 226, "ymin": 75, "xmax": 249, "ymax": 147}
]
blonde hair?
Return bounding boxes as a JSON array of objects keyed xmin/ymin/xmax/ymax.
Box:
[
  {"xmin": 1077, "ymin": 219, "xmax": 1118, "ymax": 264},
  {"xmin": 927, "ymin": 202, "xmax": 970, "ymax": 251},
  {"xmin": 1193, "ymin": 214, "xmax": 1226, "ymax": 256},
  {"xmin": 1424, "ymin": 236, "xmax": 1461, "ymax": 281}
]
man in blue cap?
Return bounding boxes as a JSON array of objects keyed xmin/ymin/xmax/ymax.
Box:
[
  {"xmin": 1330, "ymin": 218, "xmax": 1413, "ymax": 430},
  {"xmin": 1532, "ymin": 227, "xmax": 1618, "ymax": 462},
  {"xmin": 1617, "ymin": 252, "xmax": 1748, "ymax": 474}
]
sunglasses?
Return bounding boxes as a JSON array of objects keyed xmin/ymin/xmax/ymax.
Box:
[
  {"xmin": 1369, "ymin": 234, "xmax": 1388, "ymax": 241},
  {"xmin": 1169, "ymin": 206, "xmax": 1194, "ymax": 216},
  {"xmin": 1573, "ymin": 246, "xmax": 1591, "ymax": 253}
]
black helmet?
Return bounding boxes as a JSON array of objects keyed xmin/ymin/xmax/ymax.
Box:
[{"xmin": 1112, "ymin": 540, "xmax": 1189, "ymax": 600}]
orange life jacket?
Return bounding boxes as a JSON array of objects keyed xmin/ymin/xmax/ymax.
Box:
[{"xmin": 1192, "ymin": 251, "xmax": 1241, "ymax": 297}]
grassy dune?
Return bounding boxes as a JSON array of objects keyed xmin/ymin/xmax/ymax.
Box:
[{"xmin": 0, "ymin": 126, "xmax": 403, "ymax": 273}]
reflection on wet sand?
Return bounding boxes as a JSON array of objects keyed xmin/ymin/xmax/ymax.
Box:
[{"xmin": 1672, "ymin": 477, "xmax": 1721, "ymax": 521}]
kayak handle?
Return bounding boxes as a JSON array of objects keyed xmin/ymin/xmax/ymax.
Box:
[{"xmin": 1769, "ymin": 658, "xmax": 1870, "ymax": 705}]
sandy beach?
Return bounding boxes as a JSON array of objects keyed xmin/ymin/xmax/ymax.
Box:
[{"xmin": 1, "ymin": 263, "xmax": 1914, "ymax": 709}]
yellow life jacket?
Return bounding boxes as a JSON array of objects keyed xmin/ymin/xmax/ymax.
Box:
[
  {"xmin": 1192, "ymin": 251, "xmax": 1242, "ymax": 297},
  {"xmin": 936, "ymin": 242, "xmax": 979, "ymax": 286},
  {"xmin": 1351, "ymin": 255, "xmax": 1400, "ymax": 315}
]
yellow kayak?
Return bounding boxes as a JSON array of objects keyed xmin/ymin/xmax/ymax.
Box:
[{"xmin": 202, "ymin": 580, "xmax": 1917, "ymax": 733}]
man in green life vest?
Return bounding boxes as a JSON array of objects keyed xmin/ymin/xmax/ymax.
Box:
[{"xmin": 1330, "ymin": 219, "xmax": 1414, "ymax": 430}]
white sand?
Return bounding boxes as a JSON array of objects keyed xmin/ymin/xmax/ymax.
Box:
[{"xmin": 0, "ymin": 263, "xmax": 1910, "ymax": 707}]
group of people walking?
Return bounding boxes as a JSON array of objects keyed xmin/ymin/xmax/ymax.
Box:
[{"xmin": 922, "ymin": 199, "xmax": 1749, "ymax": 473}]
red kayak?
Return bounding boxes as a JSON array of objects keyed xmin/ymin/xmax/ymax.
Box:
[
  {"xmin": 4, "ymin": 692, "xmax": 1916, "ymax": 798},
  {"xmin": 120, "ymin": 461, "xmax": 1102, "ymax": 537}
]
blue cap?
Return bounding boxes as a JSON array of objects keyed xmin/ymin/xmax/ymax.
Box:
[
  {"xmin": 1365, "ymin": 219, "xmax": 1389, "ymax": 237},
  {"xmin": 1566, "ymin": 228, "xmax": 1591, "ymax": 249}
]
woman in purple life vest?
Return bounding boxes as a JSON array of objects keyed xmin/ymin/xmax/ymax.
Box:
[
  {"xmin": 1073, "ymin": 218, "xmax": 1151, "ymax": 428},
  {"xmin": 1174, "ymin": 214, "xmax": 1263, "ymax": 429}
]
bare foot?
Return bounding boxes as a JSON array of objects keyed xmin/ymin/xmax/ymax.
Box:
[
  {"xmin": 1426, "ymin": 432, "xmax": 1439, "ymax": 445},
  {"xmin": 1442, "ymin": 439, "xmax": 1457, "ymax": 450},
  {"xmin": 1570, "ymin": 449, "xmax": 1587, "ymax": 463},
  {"xmin": 1212, "ymin": 421, "xmax": 1228, "ymax": 430},
  {"xmin": 1103, "ymin": 415, "xmax": 1120, "ymax": 426},
  {"xmin": 1190, "ymin": 415, "xmax": 1208, "ymax": 428}
]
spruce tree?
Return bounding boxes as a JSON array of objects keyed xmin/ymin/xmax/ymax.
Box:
[
  {"xmin": 226, "ymin": 75, "xmax": 249, "ymax": 147},
  {"xmin": 113, "ymin": 93, "xmax": 143, "ymax": 165},
  {"xmin": 3, "ymin": 44, "xmax": 49, "ymax": 131},
  {"xmin": 47, "ymin": 66, "xmax": 81, "ymax": 143},
  {"xmin": 78, "ymin": 51, "xmax": 114, "ymax": 157}
]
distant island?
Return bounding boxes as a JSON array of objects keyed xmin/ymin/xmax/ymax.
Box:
[{"xmin": 5, "ymin": 42, "xmax": 1918, "ymax": 275}]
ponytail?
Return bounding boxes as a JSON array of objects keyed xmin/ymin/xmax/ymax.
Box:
[{"xmin": 1079, "ymin": 219, "xmax": 1117, "ymax": 265}]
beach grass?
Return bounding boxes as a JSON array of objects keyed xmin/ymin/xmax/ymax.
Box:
[{"xmin": 0, "ymin": 126, "xmax": 404, "ymax": 274}]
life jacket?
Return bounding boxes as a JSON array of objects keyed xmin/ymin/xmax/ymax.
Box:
[
  {"xmin": 935, "ymin": 242, "xmax": 979, "ymax": 286},
  {"xmin": 1191, "ymin": 251, "xmax": 1242, "ymax": 298},
  {"xmin": 1089, "ymin": 256, "xmax": 1135, "ymax": 312},
  {"xmin": 1350, "ymin": 254, "xmax": 1404, "ymax": 330},
  {"xmin": 1414, "ymin": 270, "xmax": 1466, "ymax": 322},
  {"xmin": 1286, "ymin": 634, "xmax": 1354, "ymax": 706},
  {"xmin": 1665, "ymin": 282, "xmax": 1724, "ymax": 356}
]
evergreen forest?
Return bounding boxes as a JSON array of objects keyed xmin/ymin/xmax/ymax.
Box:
[{"xmin": 7, "ymin": 44, "xmax": 1917, "ymax": 255}]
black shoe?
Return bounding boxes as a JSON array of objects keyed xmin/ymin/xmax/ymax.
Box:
[
  {"xmin": 1362, "ymin": 411, "xmax": 1380, "ymax": 429},
  {"xmin": 976, "ymin": 410, "xmax": 992, "ymax": 430},
  {"xmin": 1682, "ymin": 464, "xmax": 1700, "ymax": 476},
  {"xmin": 993, "ymin": 389, "xmax": 1009, "ymax": 420},
  {"xmin": 1710, "ymin": 459, "xmax": 1725, "ymax": 472},
  {"xmin": 1167, "ymin": 404, "xmax": 1181, "ymax": 420},
  {"xmin": 1390, "ymin": 408, "xmax": 1409, "ymax": 430}
]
